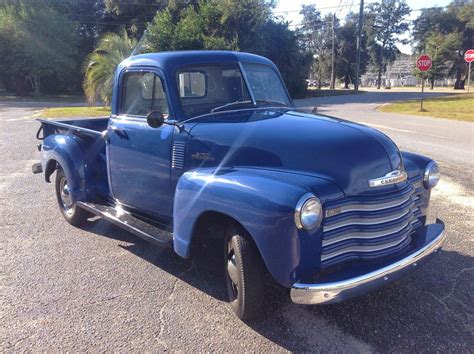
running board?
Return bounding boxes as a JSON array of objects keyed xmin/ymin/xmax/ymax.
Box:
[{"xmin": 77, "ymin": 201, "xmax": 173, "ymax": 247}]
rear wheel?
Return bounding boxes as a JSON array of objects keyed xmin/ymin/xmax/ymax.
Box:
[
  {"xmin": 225, "ymin": 227, "xmax": 265, "ymax": 320},
  {"xmin": 55, "ymin": 167, "xmax": 90, "ymax": 226}
]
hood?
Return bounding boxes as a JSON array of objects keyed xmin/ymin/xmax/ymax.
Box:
[{"xmin": 186, "ymin": 109, "xmax": 405, "ymax": 196}]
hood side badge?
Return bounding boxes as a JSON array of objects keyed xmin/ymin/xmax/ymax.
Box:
[{"xmin": 369, "ymin": 170, "xmax": 407, "ymax": 187}]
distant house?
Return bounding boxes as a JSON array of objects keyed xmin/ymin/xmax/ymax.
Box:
[
  {"xmin": 386, "ymin": 55, "xmax": 418, "ymax": 86},
  {"xmin": 361, "ymin": 54, "xmax": 454, "ymax": 87}
]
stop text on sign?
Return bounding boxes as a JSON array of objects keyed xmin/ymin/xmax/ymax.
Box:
[
  {"xmin": 416, "ymin": 54, "xmax": 432, "ymax": 72},
  {"xmin": 465, "ymin": 49, "xmax": 474, "ymax": 63}
]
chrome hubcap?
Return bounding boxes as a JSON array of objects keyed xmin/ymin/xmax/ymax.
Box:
[
  {"xmin": 227, "ymin": 242, "xmax": 239, "ymax": 296},
  {"xmin": 59, "ymin": 178, "xmax": 74, "ymax": 215}
]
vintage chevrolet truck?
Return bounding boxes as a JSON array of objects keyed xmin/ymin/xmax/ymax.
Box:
[{"xmin": 33, "ymin": 51, "xmax": 445, "ymax": 319}]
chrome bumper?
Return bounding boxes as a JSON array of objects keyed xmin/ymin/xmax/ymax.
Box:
[{"xmin": 291, "ymin": 220, "xmax": 445, "ymax": 305}]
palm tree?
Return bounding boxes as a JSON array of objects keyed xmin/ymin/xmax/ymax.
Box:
[{"xmin": 82, "ymin": 30, "xmax": 137, "ymax": 105}]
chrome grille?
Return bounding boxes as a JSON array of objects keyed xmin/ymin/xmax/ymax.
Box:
[{"xmin": 321, "ymin": 176, "xmax": 424, "ymax": 268}]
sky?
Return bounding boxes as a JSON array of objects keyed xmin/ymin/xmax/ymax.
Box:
[{"xmin": 273, "ymin": 0, "xmax": 453, "ymax": 54}]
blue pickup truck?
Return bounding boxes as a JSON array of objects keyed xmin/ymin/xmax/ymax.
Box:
[{"xmin": 34, "ymin": 51, "xmax": 445, "ymax": 319}]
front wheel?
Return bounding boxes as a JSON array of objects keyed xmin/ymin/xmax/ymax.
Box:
[
  {"xmin": 55, "ymin": 167, "xmax": 90, "ymax": 226},
  {"xmin": 225, "ymin": 227, "xmax": 265, "ymax": 320}
]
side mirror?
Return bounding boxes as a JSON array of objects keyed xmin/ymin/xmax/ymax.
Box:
[{"xmin": 146, "ymin": 111, "xmax": 165, "ymax": 128}]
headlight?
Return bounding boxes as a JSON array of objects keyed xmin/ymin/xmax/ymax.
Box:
[
  {"xmin": 295, "ymin": 193, "xmax": 323, "ymax": 230},
  {"xmin": 424, "ymin": 161, "xmax": 440, "ymax": 189}
]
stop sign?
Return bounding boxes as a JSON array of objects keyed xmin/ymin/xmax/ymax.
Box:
[
  {"xmin": 465, "ymin": 49, "xmax": 474, "ymax": 63},
  {"xmin": 416, "ymin": 54, "xmax": 432, "ymax": 71}
]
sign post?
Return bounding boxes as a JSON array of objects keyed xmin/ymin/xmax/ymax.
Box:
[
  {"xmin": 465, "ymin": 49, "xmax": 474, "ymax": 93},
  {"xmin": 416, "ymin": 54, "xmax": 432, "ymax": 111}
]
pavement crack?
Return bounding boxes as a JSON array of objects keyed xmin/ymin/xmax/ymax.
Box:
[
  {"xmin": 440, "ymin": 266, "xmax": 474, "ymax": 302},
  {"xmin": 156, "ymin": 265, "xmax": 194, "ymax": 350},
  {"xmin": 4, "ymin": 333, "xmax": 35, "ymax": 349}
]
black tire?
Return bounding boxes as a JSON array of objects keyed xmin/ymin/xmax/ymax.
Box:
[
  {"xmin": 55, "ymin": 167, "xmax": 90, "ymax": 226},
  {"xmin": 225, "ymin": 226, "xmax": 265, "ymax": 320}
]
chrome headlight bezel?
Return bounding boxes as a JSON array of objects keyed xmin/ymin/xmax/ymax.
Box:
[
  {"xmin": 423, "ymin": 161, "xmax": 440, "ymax": 189},
  {"xmin": 294, "ymin": 193, "xmax": 323, "ymax": 230}
]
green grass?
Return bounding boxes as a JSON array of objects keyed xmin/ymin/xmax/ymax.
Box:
[
  {"xmin": 378, "ymin": 93, "xmax": 474, "ymax": 122},
  {"xmin": 37, "ymin": 106, "xmax": 110, "ymax": 118}
]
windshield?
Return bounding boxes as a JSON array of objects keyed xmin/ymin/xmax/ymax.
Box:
[
  {"xmin": 176, "ymin": 62, "xmax": 291, "ymax": 117},
  {"xmin": 241, "ymin": 63, "xmax": 292, "ymax": 107}
]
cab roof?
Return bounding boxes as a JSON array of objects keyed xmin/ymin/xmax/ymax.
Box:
[{"xmin": 118, "ymin": 50, "xmax": 275, "ymax": 72}]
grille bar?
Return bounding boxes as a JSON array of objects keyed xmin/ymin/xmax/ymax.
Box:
[
  {"xmin": 320, "ymin": 178, "xmax": 425, "ymax": 268},
  {"xmin": 322, "ymin": 219, "xmax": 413, "ymax": 247},
  {"xmin": 321, "ymin": 233, "xmax": 411, "ymax": 262},
  {"xmin": 323, "ymin": 207, "xmax": 412, "ymax": 232}
]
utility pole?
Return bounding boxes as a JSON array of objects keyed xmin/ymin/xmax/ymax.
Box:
[
  {"xmin": 354, "ymin": 0, "xmax": 364, "ymax": 91},
  {"xmin": 330, "ymin": 13, "xmax": 336, "ymax": 90},
  {"xmin": 355, "ymin": 0, "xmax": 364, "ymax": 91}
]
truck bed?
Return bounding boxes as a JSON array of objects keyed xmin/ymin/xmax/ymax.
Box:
[
  {"xmin": 38, "ymin": 117, "xmax": 110, "ymax": 201},
  {"xmin": 38, "ymin": 117, "xmax": 109, "ymax": 138}
]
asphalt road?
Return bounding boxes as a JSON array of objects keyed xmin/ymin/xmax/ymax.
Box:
[{"xmin": 1, "ymin": 92, "xmax": 473, "ymax": 352}]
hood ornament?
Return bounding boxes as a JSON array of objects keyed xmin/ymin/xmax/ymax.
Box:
[{"xmin": 369, "ymin": 169, "xmax": 407, "ymax": 187}]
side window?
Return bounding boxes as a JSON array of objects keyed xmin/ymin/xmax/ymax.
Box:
[
  {"xmin": 178, "ymin": 71, "xmax": 206, "ymax": 98},
  {"xmin": 121, "ymin": 72, "xmax": 169, "ymax": 117}
]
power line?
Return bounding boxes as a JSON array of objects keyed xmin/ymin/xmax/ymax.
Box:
[
  {"xmin": 51, "ymin": 1, "xmax": 469, "ymax": 29},
  {"xmin": 285, "ymin": 3, "xmax": 467, "ymax": 29},
  {"xmin": 273, "ymin": 0, "xmax": 378, "ymax": 14}
]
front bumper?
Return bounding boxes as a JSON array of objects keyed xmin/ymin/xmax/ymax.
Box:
[{"xmin": 291, "ymin": 219, "xmax": 445, "ymax": 305}]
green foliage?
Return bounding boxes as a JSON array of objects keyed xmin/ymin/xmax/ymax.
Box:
[
  {"xmin": 144, "ymin": 0, "xmax": 309, "ymax": 96},
  {"xmin": 365, "ymin": 0, "xmax": 410, "ymax": 89},
  {"xmin": 82, "ymin": 30, "xmax": 137, "ymax": 105},
  {"xmin": 413, "ymin": 1, "xmax": 474, "ymax": 89},
  {"xmin": 335, "ymin": 13, "xmax": 371, "ymax": 89},
  {"xmin": 298, "ymin": 5, "xmax": 333, "ymax": 88},
  {"xmin": 104, "ymin": 0, "xmax": 169, "ymax": 37},
  {"xmin": 0, "ymin": 0, "xmax": 77, "ymax": 95},
  {"xmin": 258, "ymin": 20, "xmax": 312, "ymax": 97}
]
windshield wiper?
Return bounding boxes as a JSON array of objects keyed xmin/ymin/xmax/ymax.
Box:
[
  {"xmin": 210, "ymin": 100, "xmax": 253, "ymax": 113},
  {"xmin": 255, "ymin": 99, "xmax": 288, "ymax": 107}
]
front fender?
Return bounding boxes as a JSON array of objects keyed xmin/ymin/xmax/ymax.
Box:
[
  {"xmin": 173, "ymin": 167, "xmax": 343, "ymax": 287},
  {"xmin": 401, "ymin": 151, "xmax": 433, "ymax": 176}
]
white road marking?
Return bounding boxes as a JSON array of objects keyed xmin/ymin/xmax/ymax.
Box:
[
  {"xmin": 358, "ymin": 121, "xmax": 450, "ymax": 140},
  {"xmin": 6, "ymin": 116, "xmax": 34, "ymax": 122}
]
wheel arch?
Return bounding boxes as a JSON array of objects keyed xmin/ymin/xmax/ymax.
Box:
[
  {"xmin": 189, "ymin": 209, "xmax": 269, "ymax": 270},
  {"xmin": 44, "ymin": 158, "xmax": 58, "ymax": 183},
  {"xmin": 171, "ymin": 167, "xmax": 341, "ymax": 287},
  {"xmin": 41, "ymin": 134, "xmax": 87, "ymax": 202}
]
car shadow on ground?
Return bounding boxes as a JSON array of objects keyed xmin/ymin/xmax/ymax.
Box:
[{"xmin": 81, "ymin": 218, "xmax": 473, "ymax": 352}]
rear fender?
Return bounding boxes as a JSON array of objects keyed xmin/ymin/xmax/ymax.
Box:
[
  {"xmin": 41, "ymin": 134, "xmax": 87, "ymax": 202},
  {"xmin": 173, "ymin": 167, "xmax": 343, "ymax": 287}
]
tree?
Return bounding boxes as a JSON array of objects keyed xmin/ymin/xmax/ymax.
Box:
[
  {"xmin": 0, "ymin": 1, "xmax": 78, "ymax": 96},
  {"xmin": 258, "ymin": 20, "xmax": 312, "ymax": 97},
  {"xmin": 298, "ymin": 5, "xmax": 333, "ymax": 89},
  {"xmin": 102, "ymin": 0, "xmax": 169, "ymax": 37},
  {"xmin": 144, "ymin": 3, "xmax": 234, "ymax": 51},
  {"xmin": 366, "ymin": 0, "xmax": 410, "ymax": 89},
  {"xmin": 335, "ymin": 13, "xmax": 370, "ymax": 89},
  {"xmin": 413, "ymin": 1, "xmax": 474, "ymax": 89},
  {"xmin": 144, "ymin": 0, "xmax": 310, "ymax": 96},
  {"xmin": 82, "ymin": 30, "xmax": 137, "ymax": 105}
]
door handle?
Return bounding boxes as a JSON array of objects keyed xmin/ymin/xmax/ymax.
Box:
[{"xmin": 110, "ymin": 126, "xmax": 129, "ymax": 140}]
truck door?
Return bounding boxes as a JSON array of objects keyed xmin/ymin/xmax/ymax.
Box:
[{"xmin": 107, "ymin": 69, "xmax": 174, "ymax": 220}]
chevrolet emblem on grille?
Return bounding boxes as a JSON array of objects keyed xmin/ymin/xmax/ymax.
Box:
[{"xmin": 368, "ymin": 169, "xmax": 407, "ymax": 187}]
